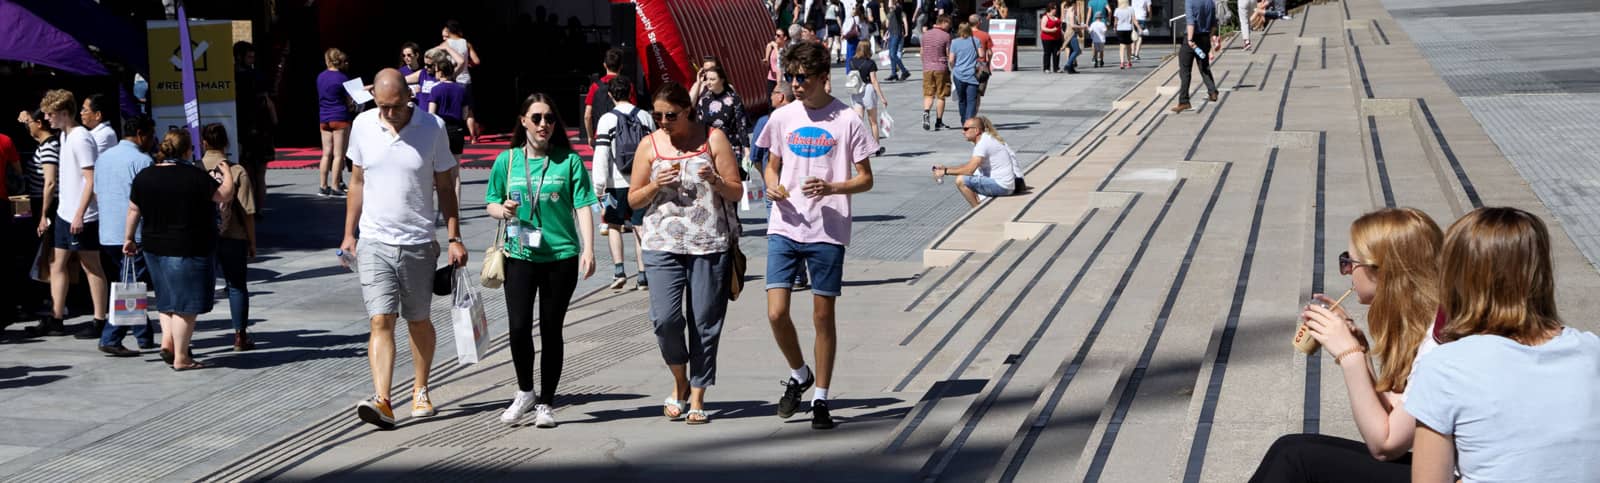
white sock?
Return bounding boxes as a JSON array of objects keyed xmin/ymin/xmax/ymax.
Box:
[
  {"xmin": 791, "ymin": 365, "xmax": 812, "ymax": 384},
  {"xmin": 813, "ymin": 387, "xmax": 829, "ymax": 402}
]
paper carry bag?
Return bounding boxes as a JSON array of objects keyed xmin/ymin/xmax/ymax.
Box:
[
  {"xmin": 451, "ymin": 270, "xmax": 491, "ymax": 365},
  {"xmin": 110, "ymin": 257, "xmax": 149, "ymax": 326}
]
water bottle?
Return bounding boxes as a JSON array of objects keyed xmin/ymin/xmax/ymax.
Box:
[
  {"xmin": 508, "ymin": 191, "xmax": 524, "ymax": 241},
  {"xmin": 336, "ymin": 249, "xmax": 357, "ymax": 271},
  {"xmin": 1194, "ymin": 46, "xmax": 1206, "ymax": 60}
]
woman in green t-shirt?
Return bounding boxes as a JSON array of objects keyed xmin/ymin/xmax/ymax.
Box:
[{"xmin": 485, "ymin": 93, "xmax": 597, "ymax": 428}]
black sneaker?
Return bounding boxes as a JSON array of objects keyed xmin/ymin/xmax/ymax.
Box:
[
  {"xmin": 811, "ymin": 399, "xmax": 835, "ymax": 429},
  {"xmin": 922, "ymin": 112, "xmax": 931, "ymax": 131},
  {"xmin": 776, "ymin": 373, "xmax": 814, "ymax": 419},
  {"xmin": 935, "ymin": 119, "xmax": 949, "ymax": 131},
  {"xmin": 98, "ymin": 344, "xmax": 139, "ymax": 357},
  {"xmin": 319, "ymin": 187, "xmax": 332, "ymax": 197},
  {"xmin": 73, "ymin": 319, "xmax": 104, "ymax": 340}
]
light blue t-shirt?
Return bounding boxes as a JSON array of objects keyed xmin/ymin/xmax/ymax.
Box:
[
  {"xmin": 950, "ymin": 36, "xmax": 981, "ymax": 84},
  {"xmin": 1406, "ymin": 327, "xmax": 1600, "ymax": 483},
  {"xmin": 94, "ymin": 140, "xmax": 153, "ymax": 245}
]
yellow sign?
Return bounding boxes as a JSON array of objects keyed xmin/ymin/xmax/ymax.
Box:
[{"xmin": 146, "ymin": 20, "xmax": 235, "ymax": 105}]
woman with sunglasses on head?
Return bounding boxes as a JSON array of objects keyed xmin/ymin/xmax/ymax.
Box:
[
  {"xmin": 1249, "ymin": 207, "xmax": 1444, "ymax": 482},
  {"xmin": 397, "ymin": 43, "xmax": 436, "ymax": 111},
  {"xmin": 486, "ymin": 93, "xmax": 598, "ymax": 429},
  {"xmin": 692, "ymin": 65, "xmax": 751, "ymax": 167},
  {"xmin": 627, "ymin": 82, "xmax": 744, "ymax": 425},
  {"xmin": 1408, "ymin": 207, "xmax": 1600, "ymax": 483}
]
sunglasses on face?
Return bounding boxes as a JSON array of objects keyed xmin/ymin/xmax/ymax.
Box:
[
  {"xmin": 525, "ymin": 113, "xmax": 557, "ymax": 125},
  {"xmin": 1338, "ymin": 251, "xmax": 1376, "ymax": 276},
  {"xmin": 962, "ymin": 126, "xmax": 979, "ymax": 131},
  {"xmin": 783, "ymin": 72, "xmax": 815, "ymax": 84},
  {"xmin": 652, "ymin": 111, "xmax": 681, "ymax": 124}
]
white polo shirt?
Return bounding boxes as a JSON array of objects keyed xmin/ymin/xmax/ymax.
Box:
[
  {"xmin": 346, "ymin": 109, "xmax": 457, "ymax": 246},
  {"xmin": 89, "ymin": 122, "xmax": 118, "ymax": 153}
]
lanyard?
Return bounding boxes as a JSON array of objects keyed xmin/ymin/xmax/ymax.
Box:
[{"xmin": 520, "ymin": 148, "xmax": 553, "ymax": 229}]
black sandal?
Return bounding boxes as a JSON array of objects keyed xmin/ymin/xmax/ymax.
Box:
[{"xmin": 171, "ymin": 361, "xmax": 208, "ymax": 372}]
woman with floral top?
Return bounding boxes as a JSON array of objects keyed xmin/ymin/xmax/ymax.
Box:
[
  {"xmin": 628, "ymin": 82, "xmax": 744, "ymax": 425},
  {"xmin": 693, "ymin": 65, "xmax": 751, "ymax": 167}
]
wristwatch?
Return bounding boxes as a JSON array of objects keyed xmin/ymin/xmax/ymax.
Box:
[{"xmin": 447, "ymin": 237, "xmax": 463, "ymax": 244}]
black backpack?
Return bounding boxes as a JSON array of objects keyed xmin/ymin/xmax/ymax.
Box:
[
  {"xmin": 587, "ymin": 77, "xmax": 616, "ymax": 143},
  {"xmin": 610, "ymin": 107, "xmax": 649, "ymax": 176}
]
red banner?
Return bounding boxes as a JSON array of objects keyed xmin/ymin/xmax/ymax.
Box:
[
  {"xmin": 989, "ymin": 19, "xmax": 1017, "ymax": 72},
  {"xmin": 633, "ymin": 0, "xmax": 775, "ymax": 111}
]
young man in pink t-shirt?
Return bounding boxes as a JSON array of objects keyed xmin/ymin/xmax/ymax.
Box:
[{"xmin": 756, "ymin": 41, "xmax": 878, "ymax": 430}]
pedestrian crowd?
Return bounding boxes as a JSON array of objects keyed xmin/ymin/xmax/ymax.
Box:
[{"xmin": 3, "ymin": 88, "xmax": 259, "ymax": 369}]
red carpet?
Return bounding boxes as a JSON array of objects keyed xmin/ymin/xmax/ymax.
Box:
[{"xmin": 268, "ymin": 129, "xmax": 594, "ymax": 170}]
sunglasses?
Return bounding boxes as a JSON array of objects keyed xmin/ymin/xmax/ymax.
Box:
[
  {"xmin": 652, "ymin": 111, "xmax": 681, "ymax": 124},
  {"xmin": 962, "ymin": 126, "xmax": 979, "ymax": 131},
  {"xmin": 1337, "ymin": 251, "xmax": 1376, "ymax": 276},
  {"xmin": 783, "ymin": 72, "xmax": 816, "ymax": 84},
  {"xmin": 525, "ymin": 113, "xmax": 557, "ymax": 125}
]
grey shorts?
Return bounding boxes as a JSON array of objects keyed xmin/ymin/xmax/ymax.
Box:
[{"xmin": 358, "ymin": 238, "xmax": 439, "ymax": 321}]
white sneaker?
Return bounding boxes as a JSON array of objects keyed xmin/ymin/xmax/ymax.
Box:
[
  {"xmin": 500, "ymin": 391, "xmax": 536, "ymax": 424},
  {"xmin": 533, "ymin": 404, "xmax": 557, "ymax": 428},
  {"xmin": 608, "ymin": 276, "xmax": 628, "ymax": 290}
]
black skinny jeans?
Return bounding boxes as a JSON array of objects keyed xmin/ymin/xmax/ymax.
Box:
[
  {"xmin": 1248, "ymin": 433, "xmax": 1411, "ymax": 483},
  {"xmin": 1042, "ymin": 38, "xmax": 1064, "ymax": 71},
  {"xmin": 503, "ymin": 256, "xmax": 579, "ymax": 405}
]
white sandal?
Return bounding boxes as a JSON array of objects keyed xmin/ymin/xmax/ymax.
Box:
[
  {"xmin": 663, "ymin": 398, "xmax": 689, "ymax": 420},
  {"xmin": 686, "ymin": 409, "xmax": 710, "ymax": 425}
]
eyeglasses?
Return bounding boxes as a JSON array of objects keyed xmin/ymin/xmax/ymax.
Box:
[
  {"xmin": 525, "ymin": 113, "xmax": 557, "ymax": 125},
  {"xmin": 652, "ymin": 111, "xmax": 681, "ymax": 124},
  {"xmin": 1338, "ymin": 251, "xmax": 1376, "ymax": 276},
  {"xmin": 783, "ymin": 72, "xmax": 814, "ymax": 84}
]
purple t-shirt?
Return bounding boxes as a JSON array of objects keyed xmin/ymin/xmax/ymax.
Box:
[
  {"xmin": 400, "ymin": 65, "xmax": 436, "ymax": 109},
  {"xmin": 921, "ymin": 28, "xmax": 952, "ymax": 72},
  {"xmin": 429, "ymin": 81, "xmax": 470, "ymax": 123},
  {"xmin": 317, "ymin": 70, "xmax": 353, "ymax": 123},
  {"xmin": 754, "ymin": 99, "xmax": 879, "ymax": 246}
]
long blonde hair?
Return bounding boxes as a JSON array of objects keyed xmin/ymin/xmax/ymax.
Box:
[
  {"xmin": 1349, "ymin": 207, "xmax": 1442, "ymax": 393},
  {"xmin": 1439, "ymin": 207, "xmax": 1562, "ymax": 345},
  {"xmin": 970, "ymin": 115, "xmax": 1005, "ymax": 144}
]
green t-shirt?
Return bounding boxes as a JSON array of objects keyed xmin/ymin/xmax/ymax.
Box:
[{"xmin": 485, "ymin": 147, "xmax": 597, "ymax": 263}]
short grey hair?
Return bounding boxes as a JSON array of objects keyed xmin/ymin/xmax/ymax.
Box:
[
  {"xmin": 787, "ymin": 23, "xmax": 803, "ymax": 39},
  {"xmin": 775, "ymin": 81, "xmax": 796, "ymax": 102}
]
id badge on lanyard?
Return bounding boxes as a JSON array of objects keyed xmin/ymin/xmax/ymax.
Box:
[{"xmin": 521, "ymin": 151, "xmax": 553, "ymax": 249}]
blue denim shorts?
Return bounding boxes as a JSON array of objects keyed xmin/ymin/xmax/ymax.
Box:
[
  {"xmin": 963, "ymin": 175, "xmax": 1014, "ymax": 198},
  {"xmin": 143, "ymin": 253, "xmax": 215, "ymax": 315},
  {"xmin": 766, "ymin": 235, "xmax": 846, "ymax": 297}
]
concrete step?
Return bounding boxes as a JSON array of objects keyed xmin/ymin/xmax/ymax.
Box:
[
  {"xmin": 901, "ymin": 251, "xmax": 980, "ymax": 313},
  {"xmin": 933, "ymin": 168, "xmax": 1224, "ymax": 483},
  {"xmin": 876, "ymin": 194, "xmax": 1136, "ymax": 468}
]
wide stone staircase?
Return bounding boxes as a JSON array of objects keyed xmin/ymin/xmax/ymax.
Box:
[{"xmin": 890, "ymin": 0, "xmax": 1600, "ymax": 481}]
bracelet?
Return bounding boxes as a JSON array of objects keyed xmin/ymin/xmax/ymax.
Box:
[{"xmin": 1333, "ymin": 348, "xmax": 1365, "ymax": 365}]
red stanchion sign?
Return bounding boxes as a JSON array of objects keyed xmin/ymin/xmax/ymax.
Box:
[{"xmin": 989, "ymin": 19, "xmax": 1017, "ymax": 72}]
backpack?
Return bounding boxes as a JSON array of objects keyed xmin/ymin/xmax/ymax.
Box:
[
  {"xmin": 846, "ymin": 70, "xmax": 866, "ymax": 94},
  {"xmin": 609, "ymin": 107, "xmax": 649, "ymax": 176},
  {"xmin": 588, "ymin": 77, "xmax": 616, "ymax": 142}
]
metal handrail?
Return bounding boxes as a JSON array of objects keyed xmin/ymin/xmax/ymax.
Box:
[{"xmin": 1169, "ymin": 14, "xmax": 1187, "ymax": 57}]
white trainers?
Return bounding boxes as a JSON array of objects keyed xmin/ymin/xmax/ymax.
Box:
[
  {"xmin": 500, "ymin": 390, "xmax": 537, "ymax": 424},
  {"xmin": 533, "ymin": 404, "xmax": 557, "ymax": 428}
]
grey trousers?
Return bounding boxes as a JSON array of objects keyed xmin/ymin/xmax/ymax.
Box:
[{"xmin": 643, "ymin": 250, "xmax": 732, "ymax": 388}]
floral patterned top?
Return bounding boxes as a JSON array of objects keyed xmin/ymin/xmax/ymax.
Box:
[
  {"xmin": 640, "ymin": 131, "xmax": 734, "ymax": 255},
  {"xmin": 696, "ymin": 87, "xmax": 750, "ymax": 152}
]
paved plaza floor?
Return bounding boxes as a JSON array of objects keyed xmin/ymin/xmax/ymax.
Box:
[{"xmin": 3, "ymin": 0, "xmax": 1600, "ymax": 480}]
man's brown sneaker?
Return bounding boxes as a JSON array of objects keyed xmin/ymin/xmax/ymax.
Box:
[
  {"xmin": 1171, "ymin": 103, "xmax": 1192, "ymax": 113},
  {"xmin": 1208, "ymin": 92, "xmax": 1219, "ymax": 102}
]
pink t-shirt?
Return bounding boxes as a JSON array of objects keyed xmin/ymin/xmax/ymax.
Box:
[{"xmin": 755, "ymin": 99, "xmax": 879, "ymax": 246}]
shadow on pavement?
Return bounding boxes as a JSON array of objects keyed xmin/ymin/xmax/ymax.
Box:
[{"xmin": 0, "ymin": 364, "xmax": 71, "ymax": 390}]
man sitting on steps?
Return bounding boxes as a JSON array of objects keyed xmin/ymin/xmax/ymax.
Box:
[{"xmin": 932, "ymin": 116, "xmax": 1023, "ymax": 207}]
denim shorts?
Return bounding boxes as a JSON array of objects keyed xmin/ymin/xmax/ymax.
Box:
[
  {"xmin": 766, "ymin": 235, "xmax": 846, "ymax": 297},
  {"xmin": 143, "ymin": 252, "xmax": 215, "ymax": 315},
  {"xmin": 963, "ymin": 175, "xmax": 1014, "ymax": 198},
  {"xmin": 53, "ymin": 216, "xmax": 99, "ymax": 252}
]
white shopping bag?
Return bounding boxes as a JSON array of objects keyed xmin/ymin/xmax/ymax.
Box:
[
  {"xmin": 874, "ymin": 49, "xmax": 891, "ymax": 69},
  {"xmin": 740, "ymin": 181, "xmax": 755, "ymax": 212},
  {"xmin": 109, "ymin": 257, "xmax": 149, "ymax": 327},
  {"xmin": 451, "ymin": 270, "xmax": 491, "ymax": 364},
  {"xmin": 878, "ymin": 110, "xmax": 895, "ymax": 139}
]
